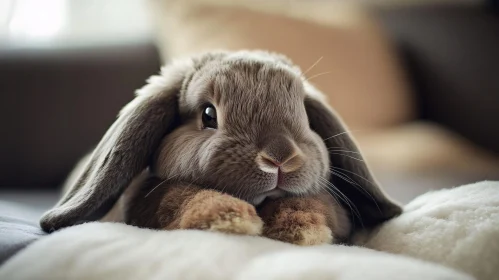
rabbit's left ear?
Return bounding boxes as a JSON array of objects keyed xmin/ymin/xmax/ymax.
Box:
[
  {"xmin": 304, "ymin": 93, "xmax": 402, "ymax": 229},
  {"xmin": 39, "ymin": 61, "xmax": 193, "ymax": 232}
]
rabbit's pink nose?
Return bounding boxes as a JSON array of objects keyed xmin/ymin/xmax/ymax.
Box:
[
  {"xmin": 261, "ymin": 156, "xmax": 282, "ymax": 167},
  {"xmin": 257, "ymin": 151, "xmax": 304, "ymax": 174},
  {"xmin": 256, "ymin": 135, "xmax": 305, "ymax": 174}
]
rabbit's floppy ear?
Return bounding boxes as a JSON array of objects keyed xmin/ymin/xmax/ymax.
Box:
[
  {"xmin": 304, "ymin": 89, "xmax": 402, "ymax": 229},
  {"xmin": 40, "ymin": 60, "xmax": 194, "ymax": 232}
]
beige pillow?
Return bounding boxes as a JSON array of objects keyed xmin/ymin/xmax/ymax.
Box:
[
  {"xmin": 355, "ymin": 122, "xmax": 499, "ymax": 175},
  {"xmin": 145, "ymin": 0, "xmax": 414, "ymax": 130}
]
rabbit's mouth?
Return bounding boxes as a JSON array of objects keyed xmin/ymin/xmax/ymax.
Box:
[{"xmin": 250, "ymin": 188, "xmax": 286, "ymax": 206}]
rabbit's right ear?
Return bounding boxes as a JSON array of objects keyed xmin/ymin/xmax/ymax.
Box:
[{"xmin": 40, "ymin": 60, "xmax": 194, "ymax": 232}]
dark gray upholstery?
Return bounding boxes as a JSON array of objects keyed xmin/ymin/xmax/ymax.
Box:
[
  {"xmin": 375, "ymin": 3, "xmax": 499, "ymax": 154},
  {"xmin": 0, "ymin": 201, "xmax": 47, "ymax": 265},
  {"xmin": 0, "ymin": 43, "xmax": 161, "ymax": 189}
]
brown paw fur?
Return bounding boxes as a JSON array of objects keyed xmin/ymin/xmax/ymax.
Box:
[
  {"xmin": 179, "ymin": 190, "xmax": 263, "ymax": 236},
  {"xmin": 263, "ymin": 208, "xmax": 332, "ymax": 246}
]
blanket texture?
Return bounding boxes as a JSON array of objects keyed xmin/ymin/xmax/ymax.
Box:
[
  {"xmin": 1, "ymin": 181, "xmax": 497, "ymax": 280},
  {"xmin": 0, "ymin": 223, "xmax": 470, "ymax": 280},
  {"xmin": 355, "ymin": 181, "xmax": 499, "ymax": 280}
]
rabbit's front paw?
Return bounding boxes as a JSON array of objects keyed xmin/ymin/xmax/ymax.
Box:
[
  {"xmin": 179, "ymin": 190, "xmax": 263, "ymax": 236},
  {"xmin": 263, "ymin": 209, "xmax": 332, "ymax": 246}
]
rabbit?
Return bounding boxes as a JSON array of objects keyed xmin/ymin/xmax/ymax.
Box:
[{"xmin": 40, "ymin": 50, "xmax": 402, "ymax": 245}]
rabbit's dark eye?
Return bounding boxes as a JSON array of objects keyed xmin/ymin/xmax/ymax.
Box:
[{"xmin": 202, "ymin": 105, "xmax": 217, "ymax": 129}]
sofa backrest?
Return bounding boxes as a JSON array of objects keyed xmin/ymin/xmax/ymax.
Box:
[
  {"xmin": 375, "ymin": 3, "xmax": 499, "ymax": 154},
  {"xmin": 0, "ymin": 43, "xmax": 160, "ymax": 189}
]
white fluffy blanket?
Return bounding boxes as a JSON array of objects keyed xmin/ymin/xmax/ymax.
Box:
[
  {"xmin": 358, "ymin": 181, "xmax": 499, "ymax": 280},
  {"xmin": 1, "ymin": 181, "xmax": 498, "ymax": 280}
]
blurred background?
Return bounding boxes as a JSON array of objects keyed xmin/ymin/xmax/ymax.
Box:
[{"xmin": 1, "ymin": 0, "xmax": 498, "ymax": 218}]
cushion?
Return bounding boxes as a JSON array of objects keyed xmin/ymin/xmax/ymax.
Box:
[{"xmin": 356, "ymin": 122, "xmax": 499, "ymax": 176}]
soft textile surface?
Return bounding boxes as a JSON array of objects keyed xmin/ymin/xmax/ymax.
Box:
[
  {"xmin": 355, "ymin": 181, "xmax": 499, "ymax": 280},
  {"xmin": 0, "ymin": 201, "xmax": 46, "ymax": 265},
  {"xmin": 1, "ymin": 181, "xmax": 497, "ymax": 280},
  {"xmin": 0, "ymin": 223, "xmax": 470, "ymax": 280}
]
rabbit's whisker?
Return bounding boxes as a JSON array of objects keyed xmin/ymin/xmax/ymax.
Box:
[
  {"xmin": 144, "ymin": 180, "xmax": 167, "ymax": 198},
  {"xmin": 144, "ymin": 173, "xmax": 179, "ymax": 198},
  {"xmin": 316, "ymin": 181, "xmax": 341, "ymax": 207},
  {"xmin": 305, "ymin": 71, "xmax": 332, "ymax": 82},
  {"xmin": 317, "ymin": 181, "xmax": 356, "ymax": 231},
  {"xmin": 331, "ymin": 166, "xmax": 377, "ymax": 188},
  {"xmin": 327, "ymin": 149, "xmax": 361, "ymax": 155},
  {"xmin": 329, "ymin": 153, "xmax": 364, "ymax": 162},
  {"xmin": 318, "ymin": 176, "xmax": 364, "ymax": 228},
  {"xmin": 301, "ymin": 56, "xmax": 324, "ymax": 78},
  {"xmin": 322, "ymin": 130, "xmax": 360, "ymax": 141},
  {"xmin": 330, "ymin": 167, "xmax": 382, "ymax": 214},
  {"xmin": 331, "ymin": 169, "xmax": 372, "ymax": 201}
]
